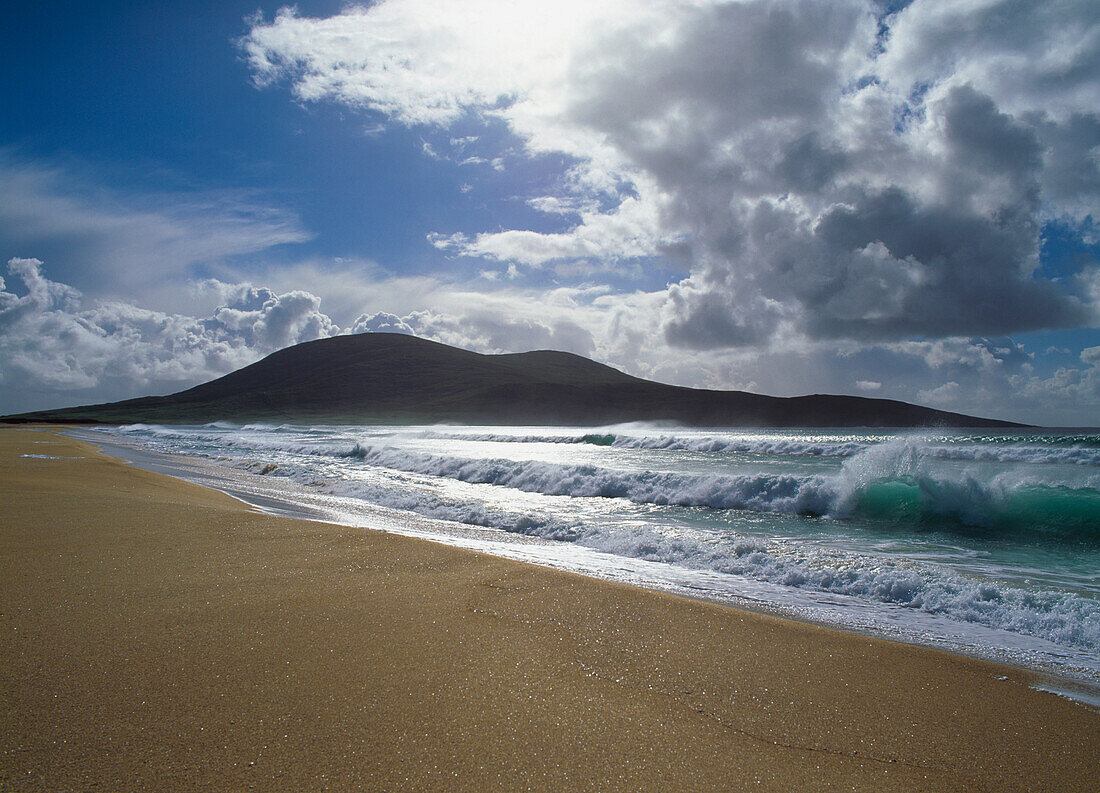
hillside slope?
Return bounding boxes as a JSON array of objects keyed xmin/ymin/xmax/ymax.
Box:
[{"xmin": 2, "ymin": 333, "xmax": 1022, "ymax": 427}]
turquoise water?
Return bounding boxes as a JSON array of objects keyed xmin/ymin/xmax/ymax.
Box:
[{"xmin": 92, "ymin": 423, "xmax": 1100, "ymax": 679}]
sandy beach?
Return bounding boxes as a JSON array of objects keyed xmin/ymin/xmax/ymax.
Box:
[{"xmin": 1, "ymin": 427, "xmax": 1097, "ymax": 792}]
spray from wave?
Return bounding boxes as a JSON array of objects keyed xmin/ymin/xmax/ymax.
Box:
[{"xmin": 409, "ymin": 427, "xmax": 1100, "ymax": 465}]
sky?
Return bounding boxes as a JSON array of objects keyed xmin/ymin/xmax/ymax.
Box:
[{"xmin": 1, "ymin": 0, "xmax": 1098, "ymax": 426}]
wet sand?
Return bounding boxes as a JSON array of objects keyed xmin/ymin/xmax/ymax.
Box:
[{"xmin": 1, "ymin": 427, "xmax": 1097, "ymax": 791}]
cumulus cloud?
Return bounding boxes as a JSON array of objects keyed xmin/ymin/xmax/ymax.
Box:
[
  {"xmin": 202, "ymin": 281, "xmax": 338, "ymax": 350},
  {"xmin": 244, "ymin": 0, "xmax": 1100, "ymax": 350},
  {"xmin": 878, "ymin": 0, "xmax": 1100, "ymax": 120},
  {"xmin": 348, "ymin": 311, "xmax": 418, "ymax": 336},
  {"xmin": 0, "ymin": 258, "xmax": 337, "ymax": 413}
]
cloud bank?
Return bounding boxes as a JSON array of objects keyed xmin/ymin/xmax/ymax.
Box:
[
  {"xmin": 3, "ymin": 257, "xmax": 1097, "ymax": 424},
  {"xmin": 0, "ymin": 258, "xmax": 336, "ymax": 412}
]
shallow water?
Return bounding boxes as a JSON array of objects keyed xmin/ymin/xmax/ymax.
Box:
[{"xmin": 85, "ymin": 422, "xmax": 1100, "ymax": 684}]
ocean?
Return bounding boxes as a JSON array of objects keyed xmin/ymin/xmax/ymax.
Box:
[{"xmin": 82, "ymin": 423, "xmax": 1100, "ymax": 692}]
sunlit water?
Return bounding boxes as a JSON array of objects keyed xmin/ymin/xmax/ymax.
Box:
[{"xmin": 81, "ymin": 422, "xmax": 1100, "ymax": 689}]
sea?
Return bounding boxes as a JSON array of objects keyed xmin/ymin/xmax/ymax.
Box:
[{"xmin": 78, "ymin": 422, "xmax": 1100, "ymax": 699}]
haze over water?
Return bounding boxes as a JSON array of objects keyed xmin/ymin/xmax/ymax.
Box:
[{"xmin": 93, "ymin": 423, "xmax": 1100, "ymax": 683}]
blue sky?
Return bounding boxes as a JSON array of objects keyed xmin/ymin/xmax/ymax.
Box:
[
  {"xmin": 3, "ymin": 1, "xmax": 521, "ymax": 280},
  {"xmin": 1, "ymin": 0, "xmax": 1098, "ymax": 425}
]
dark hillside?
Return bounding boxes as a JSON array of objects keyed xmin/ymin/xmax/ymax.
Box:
[{"xmin": 2, "ymin": 333, "xmax": 1024, "ymax": 427}]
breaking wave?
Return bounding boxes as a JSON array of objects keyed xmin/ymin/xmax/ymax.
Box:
[
  {"xmin": 566, "ymin": 522, "xmax": 1100, "ymax": 651},
  {"xmin": 113, "ymin": 424, "xmax": 1100, "ymax": 543},
  {"xmin": 342, "ymin": 440, "xmax": 1100, "ymax": 545}
]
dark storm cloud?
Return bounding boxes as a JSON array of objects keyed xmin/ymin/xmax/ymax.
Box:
[
  {"xmin": 1034, "ymin": 112, "xmax": 1100, "ymax": 214},
  {"xmin": 559, "ymin": 3, "xmax": 1095, "ymax": 348}
]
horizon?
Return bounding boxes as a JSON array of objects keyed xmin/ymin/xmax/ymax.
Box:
[{"xmin": 2, "ymin": 1, "xmax": 1098, "ymax": 425}]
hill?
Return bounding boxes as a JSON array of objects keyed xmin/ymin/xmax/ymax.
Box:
[{"xmin": 2, "ymin": 333, "xmax": 1023, "ymax": 427}]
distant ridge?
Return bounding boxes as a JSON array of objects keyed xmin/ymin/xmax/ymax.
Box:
[{"xmin": 2, "ymin": 333, "xmax": 1024, "ymax": 427}]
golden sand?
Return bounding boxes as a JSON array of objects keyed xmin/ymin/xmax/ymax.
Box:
[{"xmin": 1, "ymin": 427, "xmax": 1097, "ymax": 791}]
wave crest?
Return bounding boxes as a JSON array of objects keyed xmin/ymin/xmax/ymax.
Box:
[{"xmin": 344, "ymin": 440, "xmax": 1100, "ymax": 544}]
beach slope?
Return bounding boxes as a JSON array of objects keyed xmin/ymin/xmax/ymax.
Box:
[{"xmin": 1, "ymin": 428, "xmax": 1095, "ymax": 791}]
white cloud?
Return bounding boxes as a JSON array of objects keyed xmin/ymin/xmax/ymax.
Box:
[
  {"xmin": 917, "ymin": 380, "xmax": 961, "ymax": 405},
  {"xmin": 0, "ymin": 258, "xmax": 617, "ymax": 413},
  {"xmin": 348, "ymin": 308, "xmax": 596, "ymax": 357},
  {"xmin": 879, "ymin": 0, "xmax": 1100, "ymax": 120},
  {"xmin": 243, "ymin": 0, "xmax": 648, "ymax": 128},
  {"xmin": 432, "ymin": 193, "xmax": 674, "ymax": 267},
  {"xmin": 347, "ymin": 311, "xmax": 418, "ymax": 335},
  {"xmin": 0, "ymin": 259, "xmax": 337, "ymax": 413},
  {"xmin": 202, "ymin": 281, "xmax": 338, "ymax": 350},
  {"xmin": 1008, "ymin": 363, "xmax": 1100, "ymax": 426},
  {"xmin": 244, "ymin": 0, "xmax": 1100, "ymax": 347}
]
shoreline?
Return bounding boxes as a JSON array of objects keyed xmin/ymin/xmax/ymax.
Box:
[
  {"xmin": 72, "ymin": 424, "xmax": 1100, "ymax": 693},
  {"xmin": 2, "ymin": 426, "xmax": 1098, "ymax": 791}
]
